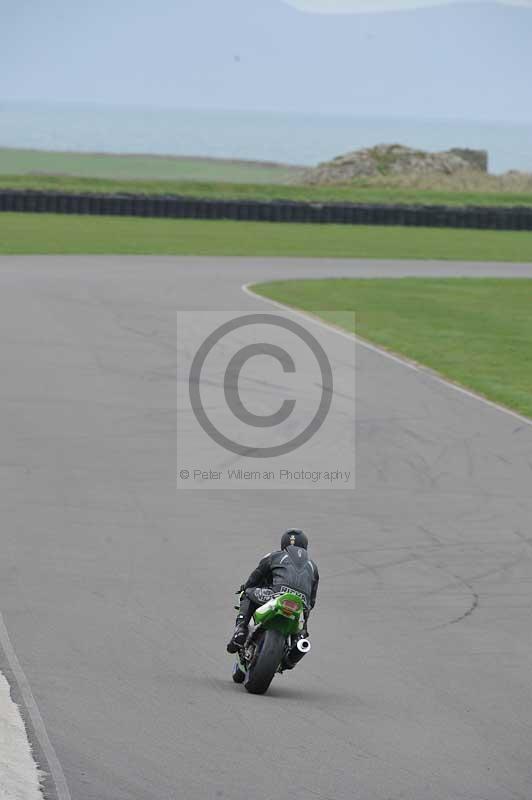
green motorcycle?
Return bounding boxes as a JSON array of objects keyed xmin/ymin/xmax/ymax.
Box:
[{"xmin": 231, "ymin": 590, "xmax": 311, "ymax": 695}]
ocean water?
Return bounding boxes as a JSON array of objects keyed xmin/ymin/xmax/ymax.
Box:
[{"xmin": 0, "ymin": 102, "xmax": 531, "ymax": 174}]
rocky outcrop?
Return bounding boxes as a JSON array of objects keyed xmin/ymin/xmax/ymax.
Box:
[
  {"xmin": 447, "ymin": 148, "xmax": 488, "ymax": 173},
  {"xmin": 301, "ymin": 144, "xmax": 488, "ymax": 184}
]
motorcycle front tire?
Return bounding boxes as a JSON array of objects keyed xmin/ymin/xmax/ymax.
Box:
[{"xmin": 232, "ymin": 662, "xmax": 245, "ymax": 683}]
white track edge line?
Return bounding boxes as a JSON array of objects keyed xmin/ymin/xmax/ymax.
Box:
[
  {"xmin": 0, "ymin": 612, "xmax": 71, "ymax": 800},
  {"xmin": 241, "ymin": 282, "xmax": 532, "ymax": 429}
]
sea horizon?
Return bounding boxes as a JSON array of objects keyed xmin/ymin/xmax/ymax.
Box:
[{"xmin": 1, "ymin": 101, "xmax": 531, "ymax": 174}]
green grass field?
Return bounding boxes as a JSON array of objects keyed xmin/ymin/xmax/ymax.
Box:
[
  {"xmin": 0, "ymin": 213, "xmax": 531, "ymax": 261},
  {"xmin": 2, "ymin": 173, "xmax": 532, "ymax": 209},
  {"xmin": 0, "ymin": 148, "xmax": 302, "ymax": 184},
  {"xmin": 2, "ymin": 147, "xmax": 532, "ymax": 208},
  {"xmin": 251, "ymin": 278, "xmax": 532, "ymax": 418}
]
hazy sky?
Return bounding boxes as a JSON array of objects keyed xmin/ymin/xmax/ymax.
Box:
[
  {"xmin": 2, "ymin": 0, "xmax": 532, "ymax": 122},
  {"xmin": 286, "ymin": 0, "xmax": 532, "ymax": 11}
]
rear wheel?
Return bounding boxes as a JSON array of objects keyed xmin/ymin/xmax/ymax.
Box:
[{"xmin": 245, "ymin": 629, "xmax": 286, "ymax": 695}]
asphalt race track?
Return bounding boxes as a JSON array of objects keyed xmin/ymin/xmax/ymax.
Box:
[{"xmin": 1, "ymin": 256, "xmax": 532, "ymax": 800}]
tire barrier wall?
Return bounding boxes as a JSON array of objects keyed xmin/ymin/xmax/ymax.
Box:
[{"xmin": 1, "ymin": 190, "xmax": 531, "ymax": 231}]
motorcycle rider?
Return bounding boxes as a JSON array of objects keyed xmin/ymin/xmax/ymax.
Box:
[{"xmin": 227, "ymin": 528, "xmax": 319, "ymax": 653}]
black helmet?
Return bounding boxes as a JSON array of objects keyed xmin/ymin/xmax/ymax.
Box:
[{"xmin": 281, "ymin": 528, "xmax": 308, "ymax": 550}]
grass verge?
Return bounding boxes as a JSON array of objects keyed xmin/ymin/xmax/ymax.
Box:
[
  {"xmin": 0, "ymin": 213, "xmax": 531, "ymax": 261},
  {"xmin": 0, "ymin": 149, "xmax": 301, "ymax": 184},
  {"xmin": 1, "ymin": 173, "xmax": 532, "ymax": 208},
  {"xmin": 251, "ymin": 278, "xmax": 532, "ymax": 418}
]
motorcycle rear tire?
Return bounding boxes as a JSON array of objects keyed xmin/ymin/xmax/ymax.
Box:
[{"xmin": 245, "ymin": 629, "xmax": 285, "ymax": 695}]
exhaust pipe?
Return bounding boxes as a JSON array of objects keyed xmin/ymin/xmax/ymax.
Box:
[{"xmin": 284, "ymin": 636, "xmax": 311, "ymax": 669}]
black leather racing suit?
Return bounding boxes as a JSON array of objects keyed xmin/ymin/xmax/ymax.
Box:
[{"xmin": 237, "ymin": 545, "xmax": 319, "ymax": 631}]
